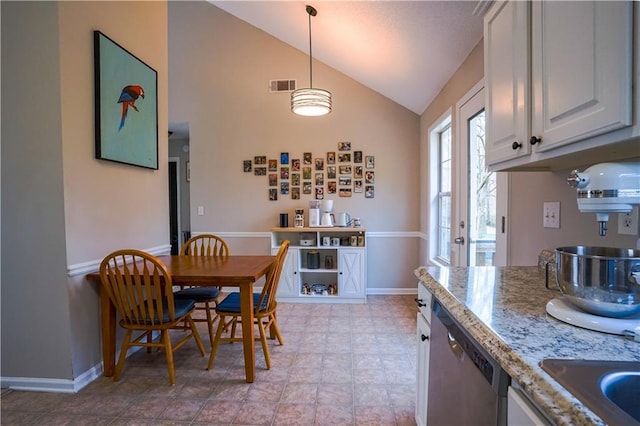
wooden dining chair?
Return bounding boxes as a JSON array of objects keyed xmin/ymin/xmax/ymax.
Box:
[
  {"xmin": 207, "ymin": 240, "xmax": 290, "ymax": 371},
  {"xmin": 173, "ymin": 234, "xmax": 229, "ymax": 347},
  {"xmin": 99, "ymin": 249, "xmax": 205, "ymax": 385}
]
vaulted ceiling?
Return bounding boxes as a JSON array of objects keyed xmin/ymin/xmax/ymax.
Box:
[{"xmin": 210, "ymin": 1, "xmax": 485, "ymax": 115}]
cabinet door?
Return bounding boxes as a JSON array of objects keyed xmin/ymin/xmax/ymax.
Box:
[
  {"xmin": 415, "ymin": 312, "xmax": 431, "ymax": 426},
  {"xmin": 531, "ymin": 1, "xmax": 632, "ymax": 152},
  {"xmin": 275, "ymin": 247, "xmax": 299, "ymax": 297},
  {"xmin": 338, "ymin": 249, "xmax": 364, "ymax": 298},
  {"xmin": 484, "ymin": 0, "xmax": 531, "ymax": 166}
]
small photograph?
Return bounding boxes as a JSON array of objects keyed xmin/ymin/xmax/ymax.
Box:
[
  {"xmin": 303, "ymin": 152, "xmax": 312, "ymax": 165},
  {"xmin": 292, "ymin": 158, "xmax": 300, "ymax": 171},
  {"xmin": 254, "ymin": 156, "xmax": 266, "ymax": 165},
  {"xmin": 315, "ymin": 186, "xmax": 324, "ymax": 200},
  {"xmin": 268, "ymin": 173, "xmax": 278, "ymax": 186},
  {"xmin": 365, "ymin": 155, "xmax": 375, "ymax": 169},
  {"xmin": 280, "ymin": 152, "xmax": 289, "ymax": 165},
  {"xmin": 303, "ymin": 181, "xmax": 312, "ymax": 194},
  {"xmin": 280, "ymin": 181, "xmax": 289, "ymax": 195},
  {"xmin": 354, "ymin": 179, "xmax": 363, "ymax": 193},
  {"xmin": 315, "ymin": 173, "xmax": 324, "ymax": 186},
  {"xmin": 280, "ymin": 166, "xmax": 289, "ymax": 180},
  {"xmin": 269, "ymin": 188, "xmax": 278, "ymax": 200},
  {"xmin": 338, "ymin": 141, "xmax": 351, "ymax": 151},
  {"xmin": 339, "ymin": 165, "xmax": 352, "ymax": 175},
  {"xmin": 291, "ymin": 187, "xmax": 300, "ymax": 200},
  {"xmin": 365, "ymin": 185, "xmax": 375, "ymax": 199},
  {"xmin": 339, "ymin": 176, "xmax": 352, "ymax": 186},
  {"xmin": 303, "ymin": 166, "xmax": 312, "ymax": 180},
  {"xmin": 327, "ymin": 181, "xmax": 337, "ymax": 194},
  {"xmin": 268, "ymin": 159, "xmax": 277, "ymax": 171},
  {"xmin": 354, "ymin": 165, "xmax": 363, "ymax": 179},
  {"xmin": 292, "ymin": 173, "xmax": 300, "ymax": 186},
  {"xmin": 338, "ymin": 153, "xmax": 351, "ymax": 163},
  {"xmin": 354, "ymin": 151, "xmax": 363, "ymax": 163},
  {"xmin": 254, "ymin": 167, "xmax": 266, "ymax": 176},
  {"xmin": 365, "ymin": 170, "xmax": 375, "ymax": 184},
  {"xmin": 315, "ymin": 158, "xmax": 324, "ymax": 171},
  {"xmin": 339, "ymin": 187, "xmax": 352, "ymax": 197},
  {"xmin": 327, "ymin": 165, "xmax": 336, "ymax": 179},
  {"xmin": 243, "ymin": 160, "xmax": 252, "ymax": 172},
  {"xmin": 327, "ymin": 151, "xmax": 336, "ymax": 164}
]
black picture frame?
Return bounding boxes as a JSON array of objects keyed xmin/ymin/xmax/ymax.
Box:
[{"xmin": 94, "ymin": 31, "xmax": 158, "ymax": 169}]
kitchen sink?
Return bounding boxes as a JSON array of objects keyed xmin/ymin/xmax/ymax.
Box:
[
  {"xmin": 601, "ymin": 371, "xmax": 640, "ymax": 421},
  {"xmin": 540, "ymin": 359, "xmax": 640, "ymax": 426}
]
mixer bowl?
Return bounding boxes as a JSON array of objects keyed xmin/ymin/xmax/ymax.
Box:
[{"xmin": 555, "ymin": 246, "xmax": 640, "ymax": 317}]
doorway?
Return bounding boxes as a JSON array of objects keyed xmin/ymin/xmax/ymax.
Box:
[
  {"xmin": 168, "ymin": 157, "xmax": 181, "ymax": 255},
  {"xmin": 454, "ymin": 81, "xmax": 508, "ymax": 267}
]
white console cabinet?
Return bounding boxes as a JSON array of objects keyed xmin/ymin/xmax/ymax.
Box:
[{"xmin": 271, "ymin": 227, "xmax": 367, "ymax": 303}]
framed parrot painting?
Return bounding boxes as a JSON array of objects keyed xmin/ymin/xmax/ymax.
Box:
[{"xmin": 94, "ymin": 31, "xmax": 158, "ymax": 169}]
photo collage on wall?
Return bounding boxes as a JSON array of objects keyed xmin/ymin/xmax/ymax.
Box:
[{"xmin": 243, "ymin": 142, "xmax": 375, "ymax": 201}]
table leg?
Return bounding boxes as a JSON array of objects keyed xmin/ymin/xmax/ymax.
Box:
[
  {"xmin": 100, "ymin": 284, "xmax": 116, "ymax": 377},
  {"xmin": 239, "ymin": 284, "xmax": 256, "ymax": 383}
]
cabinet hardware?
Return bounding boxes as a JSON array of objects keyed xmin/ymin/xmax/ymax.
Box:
[
  {"xmin": 415, "ymin": 298, "xmax": 427, "ymax": 308},
  {"xmin": 421, "ymin": 334, "xmax": 429, "ymax": 342},
  {"xmin": 511, "ymin": 141, "xmax": 522, "ymax": 150},
  {"xmin": 529, "ymin": 136, "xmax": 541, "ymax": 145},
  {"xmin": 454, "ymin": 236, "xmax": 465, "ymax": 245}
]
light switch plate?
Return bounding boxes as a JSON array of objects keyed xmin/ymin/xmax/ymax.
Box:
[
  {"xmin": 543, "ymin": 202, "xmax": 560, "ymax": 229},
  {"xmin": 197, "ymin": 206, "xmax": 205, "ymax": 216}
]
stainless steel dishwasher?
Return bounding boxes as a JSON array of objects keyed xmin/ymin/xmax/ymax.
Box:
[{"xmin": 427, "ymin": 300, "xmax": 510, "ymax": 426}]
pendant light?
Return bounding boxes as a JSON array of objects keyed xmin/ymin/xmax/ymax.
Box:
[{"xmin": 291, "ymin": 5, "xmax": 332, "ymax": 116}]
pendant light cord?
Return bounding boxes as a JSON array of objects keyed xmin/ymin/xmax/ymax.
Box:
[{"xmin": 308, "ymin": 8, "xmax": 313, "ymax": 88}]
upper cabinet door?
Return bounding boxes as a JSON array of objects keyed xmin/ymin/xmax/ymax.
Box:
[
  {"xmin": 531, "ymin": 1, "xmax": 633, "ymax": 152},
  {"xmin": 484, "ymin": 0, "xmax": 531, "ymax": 166}
]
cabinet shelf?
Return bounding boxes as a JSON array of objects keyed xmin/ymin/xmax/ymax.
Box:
[{"xmin": 272, "ymin": 228, "xmax": 367, "ymax": 304}]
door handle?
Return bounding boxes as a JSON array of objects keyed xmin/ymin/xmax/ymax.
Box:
[{"xmin": 454, "ymin": 237, "xmax": 465, "ymax": 245}]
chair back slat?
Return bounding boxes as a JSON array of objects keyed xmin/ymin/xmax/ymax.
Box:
[
  {"xmin": 100, "ymin": 249, "xmax": 175, "ymax": 326},
  {"xmin": 180, "ymin": 234, "xmax": 229, "ymax": 258},
  {"xmin": 255, "ymin": 240, "xmax": 289, "ymax": 314}
]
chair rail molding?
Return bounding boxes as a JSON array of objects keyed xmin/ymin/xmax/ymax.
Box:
[{"xmin": 67, "ymin": 244, "xmax": 172, "ymax": 277}]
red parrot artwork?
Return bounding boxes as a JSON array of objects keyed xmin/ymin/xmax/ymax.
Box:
[{"xmin": 117, "ymin": 85, "xmax": 145, "ymax": 130}]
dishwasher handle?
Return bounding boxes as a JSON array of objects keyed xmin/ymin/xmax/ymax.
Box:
[{"xmin": 447, "ymin": 332, "xmax": 464, "ymax": 358}]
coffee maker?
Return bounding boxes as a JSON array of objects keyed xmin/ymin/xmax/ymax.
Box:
[
  {"xmin": 308, "ymin": 200, "xmax": 321, "ymax": 227},
  {"xmin": 320, "ymin": 199, "xmax": 334, "ymax": 226}
]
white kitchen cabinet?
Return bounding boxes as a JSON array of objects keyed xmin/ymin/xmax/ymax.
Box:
[
  {"xmin": 415, "ymin": 284, "xmax": 432, "ymax": 426},
  {"xmin": 271, "ymin": 227, "xmax": 367, "ymax": 303},
  {"xmin": 484, "ymin": 0, "xmax": 634, "ymax": 171},
  {"xmin": 507, "ymin": 386, "xmax": 551, "ymax": 426}
]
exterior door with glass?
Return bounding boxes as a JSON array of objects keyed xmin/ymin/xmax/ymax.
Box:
[{"xmin": 454, "ymin": 81, "xmax": 508, "ymax": 267}]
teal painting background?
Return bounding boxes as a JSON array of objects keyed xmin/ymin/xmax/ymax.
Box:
[{"xmin": 95, "ymin": 32, "xmax": 158, "ymax": 169}]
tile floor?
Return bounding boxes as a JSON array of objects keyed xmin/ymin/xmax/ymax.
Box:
[{"xmin": 1, "ymin": 295, "xmax": 418, "ymax": 425}]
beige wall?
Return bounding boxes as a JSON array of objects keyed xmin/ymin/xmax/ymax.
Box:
[
  {"xmin": 169, "ymin": 2, "xmax": 421, "ymax": 290},
  {"xmin": 1, "ymin": 1, "xmax": 168, "ymax": 384},
  {"xmin": 418, "ymin": 40, "xmax": 638, "ymax": 267}
]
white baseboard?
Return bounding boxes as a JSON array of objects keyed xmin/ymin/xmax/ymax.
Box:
[{"xmin": 366, "ymin": 288, "xmax": 418, "ymax": 295}]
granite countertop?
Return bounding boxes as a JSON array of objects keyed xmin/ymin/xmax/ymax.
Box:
[{"xmin": 414, "ymin": 265, "xmax": 640, "ymax": 426}]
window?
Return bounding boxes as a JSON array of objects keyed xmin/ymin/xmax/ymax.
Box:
[{"xmin": 428, "ymin": 111, "xmax": 452, "ymax": 265}]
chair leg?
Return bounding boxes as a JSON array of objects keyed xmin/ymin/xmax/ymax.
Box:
[
  {"xmin": 207, "ymin": 315, "xmax": 226, "ymax": 370},
  {"xmin": 270, "ymin": 314, "xmax": 284, "ymax": 345},
  {"xmin": 204, "ymin": 301, "xmax": 216, "ymax": 348},
  {"xmin": 162, "ymin": 329, "xmax": 176, "ymax": 385},
  {"xmin": 186, "ymin": 314, "xmax": 206, "ymax": 357},
  {"xmin": 114, "ymin": 329, "xmax": 133, "ymax": 382},
  {"xmin": 257, "ymin": 317, "xmax": 272, "ymax": 370}
]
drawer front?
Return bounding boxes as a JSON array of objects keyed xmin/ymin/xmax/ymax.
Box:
[{"xmin": 416, "ymin": 282, "xmax": 432, "ymax": 322}]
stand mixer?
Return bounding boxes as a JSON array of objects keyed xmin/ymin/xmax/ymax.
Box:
[{"xmin": 567, "ymin": 162, "xmax": 640, "ymax": 236}]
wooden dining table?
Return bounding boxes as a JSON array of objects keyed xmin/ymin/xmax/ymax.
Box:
[{"xmin": 86, "ymin": 254, "xmax": 275, "ymax": 383}]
